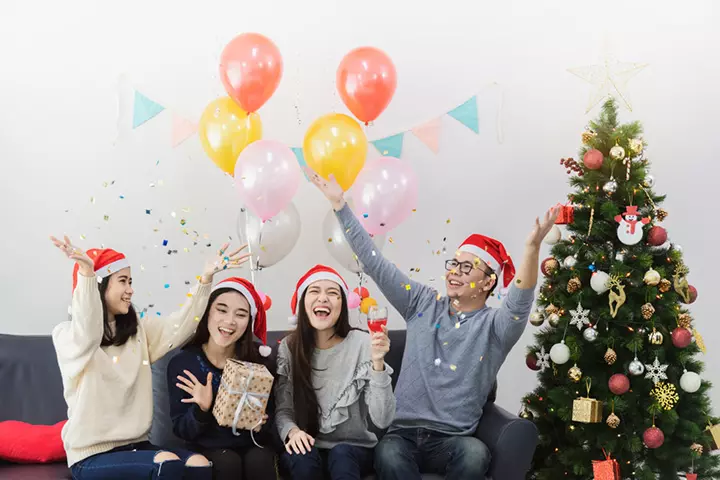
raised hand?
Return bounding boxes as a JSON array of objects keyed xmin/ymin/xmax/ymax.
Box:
[
  {"xmin": 176, "ymin": 370, "xmax": 214, "ymax": 412},
  {"xmin": 525, "ymin": 206, "xmax": 561, "ymax": 248},
  {"xmin": 371, "ymin": 325, "xmax": 390, "ymax": 371},
  {"xmin": 50, "ymin": 235, "xmax": 94, "ymax": 277},
  {"xmin": 285, "ymin": 427, "xmax": 315, "ymax": 455},
  {"xmin": 305, "ymin": 167, "xmax": 346, "ymax": 211},
  {"xmin": 201, "ymin": 243, "xmax": 251, "ymax": 284}
]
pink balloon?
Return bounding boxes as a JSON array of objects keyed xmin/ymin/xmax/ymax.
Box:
[
  {"xmin": 220, "ymin": 33, "xmax": 283, "ymax": 113},
  {"xmin": 351, "ymin": 157, "xmax": 418, "ymax": 236},
  {"xmin": 347, "ymin": 291, "xmax": 362, "ymax": 309},
  {"xmin": 234, "ymin": 140, "xmax": 301, "ymax": 221}
]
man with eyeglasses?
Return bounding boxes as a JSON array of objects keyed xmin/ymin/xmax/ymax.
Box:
[{"xmin": 308, "ymin": 170, "xmax": 559, "ymax": 480}]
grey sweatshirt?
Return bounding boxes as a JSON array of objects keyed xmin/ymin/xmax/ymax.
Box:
[
  {"xmin": 336, "ymin": 204, "xmax": 534, "ymax": 435},
  {"xmin": 275, "ymin": 329, "xmax": 396, "ymax": 449}
]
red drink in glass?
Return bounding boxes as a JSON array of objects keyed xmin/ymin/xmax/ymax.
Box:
[{"xmin": 368, "ymin": 306, "xmax": 388, "ymax": 333}]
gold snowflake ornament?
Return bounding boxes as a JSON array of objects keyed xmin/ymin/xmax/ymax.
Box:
[{"xmin": 650, "ymin": 382, "xmax": 679, "ymax": 410}]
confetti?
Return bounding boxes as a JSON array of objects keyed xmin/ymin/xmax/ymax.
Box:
[
  {"xmin": 479, "ymin": 356, "xmax": 484, "ymax": 361},
  {"xmin": 163, "ymin": 240, "xmax": 169, "ymax": 246},
  {"xmin": 328, "ymin": 238, "xmax": 333, "ymax": 243},
  {"xmin": 149, "ymin": 182, "xmax": 156, "ymax": 188},
  {"xmin": 418, "ymin": 313, "xmax": 423, "ymax": 317},
  {"xmin": 143, "ymin": 360, "xmax": 149, "ymax": 366},
  {"xmin": 180, "ymin": 219, "xmax": 186, "ymax": 226},
  {"xmin": 450, "ymin": 364, "xmax": 457, "ymax": 371},
  {"xmin": 371, "ymin": 250, "xmax": 376, "ymax": 257},
  {"xmin": 455, "ymin": 322, "xmax": 460, "ymax": 329},
  {"xmin": 119, "ymin": 195, "xmax": 125, "ymax": 199},
  {"xmin": 405, "ymin": 284, "xmax": 411, "ymax": 291},
  {"xmin": 140, "ymin": 265, "xmax": 145, "ymax": 271},
  {"xmin": 146, "ymin": 209, "xmax": 152, "ymax": 215},
  {"xmin": 435, "ymin": 323, "xmax": 440, "ymax": 329},
  {"xmin": 171, "ymin": 212, "xmax": 176, "ymax": 218},
  {"xmin": 79, "ymin": 234, "xmax": 86, "ymax": 240},
  {"xmin": 434, "ymin": 358, "xmax": 441, "ymax": 366},
  {"xmin": 460, "ymin": 314, "xmax": 466, "ymax": 319},
  {"xmin": 103, "ymin": 215, "xmax": 110, "ymax": 221},
  {"xmin": 443, "ymin": 342, "xmax": 448, "ymax": 346},
  {"xmin": 412, "ymin": 209, "xmax": 417, "ymax": 213},
  {"xmin": 90, "ymin": 197, "xmax": 95, "ymax": 204},
  {"xmin": 388, "ymin": 238, "xmax": 394, "ymax": 244},
  {"xmin": 157, "ymin": 312, "xmax": 162, "ymax": 316},
  {"xmin": 470, "ymin": 282, "xmax": 476, "ymax": 288},
  {"xmin": 182, "ymin": 207, "xmax": 191, "ymax": 213},
  {"xmin": 446, "ymin": 219, "xmax": 451, "ymax": 224},
  {"xmin": 112, "ymin": 356, "xmax": 118, "ymax": 363},
  {"xmin": 164, "ymin": 284, "xmax": 170, "ymax": 289}
]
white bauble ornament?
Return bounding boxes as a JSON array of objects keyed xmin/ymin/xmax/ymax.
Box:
[
  {"xmin": 628, "ymin": 357, "xmax": 645, "ymax": 376},
  {"xmin": 615, "ymin": 250, "xmax": 627, "ymax": 262},
  {"xmin": 680, "ymin": 370, "xmax": 701, "ymax": 393},
  {"xmin": 550, "ymin": 341, "xmax": 571, "ymax": 365},
  {"xmin": 591, "ymin": 271, "xmax": 611, "ymax": 294},
  {"xmin": 603, "ymin": 179, "xmax": 618, "ymax": 194},
  {"xmin": 563, "ymin": 255, "xmax": 577, "ymax": 268},
  {"xmin": 644, "ymin": 269, "xmax": 661, "ymax": 286},
  {"xmin": 643, "ymin": 175, "xmax": 655, "ymax": 188},
  {"xmin": 543, "ymin": 225, "xmax": 562, "ymax": 245},
  {"xmin": 673, "ymin": 244, "xmax": 683, "ymax": 254},
  {"xmin": 583, "ymin": 326, "xmax": 599, "ymax": 342}
]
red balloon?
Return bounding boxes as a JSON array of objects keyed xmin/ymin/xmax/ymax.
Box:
[
  {"xmin": 608, "ymin": 373, "xmax": 630, "ymax": 395},
  {"xmin": 647, "ymin": 226, "xmax": 667, "ymax": 246},
  {"xmin": 337, "ymin": 47, "xmax": 397, "ymax": 124},
  {"xmin": 220, "ymin": 33, "xmax": 283, "ymax": 113},
  {"xmin": 583, "ymin": 149, "xmax": 604, "ymax": 170},
  {"xmin": 672, "ymin": 327, "xmax": 692, "ymax": 348},
  {"xmin": 353, "ymin": 286, "xmax": 370, "ymax": 299},
  {"xmin": 263, "ymin": 295, "xmax": 272, "ymax": 311},
  {"xmin": 643, "ymin": 426, "xmax": 664, "ymax": 449},
  {"xmin": 526, "ymin": 353, "xmax": 540, "ymax": 371}
]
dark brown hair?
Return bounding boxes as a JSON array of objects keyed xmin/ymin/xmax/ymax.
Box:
[
  {"xmin": 287, "ymin": 289, "xmax": 351, "ymax": 437},
  {"xmin": 99, "ymin": 275, "xmax": 138, "ymax": 347},
  {"xmin": 186, "ymin": 288, "xmax": 262, "ymax": 364}
]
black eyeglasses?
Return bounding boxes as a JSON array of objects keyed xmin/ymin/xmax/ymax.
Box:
[{"xmin": 445, "ymin": 259, "xmax": 493, "ymax": 277}]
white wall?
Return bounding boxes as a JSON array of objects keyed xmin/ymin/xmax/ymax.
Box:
[{"xmin": 1, "ymin": 0, "xmax": 718, "ymax": 412}]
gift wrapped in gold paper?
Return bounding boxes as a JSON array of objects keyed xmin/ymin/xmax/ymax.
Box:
[
  {"xmin": 212, "ymin": 359, "xmax": 274, "ymax": 435},
  {"xmin": 708, "ymin": 422, "xmax": 720, "ymax": 450},
  {"xmin": 573, "ymin": 378, "xmax": 603, "ymax": 424}
]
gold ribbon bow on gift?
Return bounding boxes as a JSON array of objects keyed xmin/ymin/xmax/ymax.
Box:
[{"xmin": 221, "ymin": 363, "xmax": 270, "ymax": 448}]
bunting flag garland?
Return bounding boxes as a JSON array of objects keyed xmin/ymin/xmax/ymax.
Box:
[
  {"xmin": 411, "ymin": 118, "xmax": 441, "ymax": 153},
  {"xmin": 291, "ymin": 147, "xmax": 311, "ymax": 181},
  {"xmin": 170, "ymin": 113, "xmax": 198, "ymax": 147},
  {"xmin": 447, "ymin": 95, "xmax": 479, "ymax": 133},
  {"xmin": 371, "ymin": 133, "xmax": 404, "ymax": 158},
  {"xmin": 132, "ymin": 90, "xmax": 165, "ymax": 129}
]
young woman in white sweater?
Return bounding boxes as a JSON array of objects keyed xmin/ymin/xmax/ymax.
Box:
[
  {"xmin": 275, "ymin": 264, "xmax": 396, "ymax": 480},
  {"xmin": 50, "ymin": 236, "xmax": 249, "ymax": 480}
]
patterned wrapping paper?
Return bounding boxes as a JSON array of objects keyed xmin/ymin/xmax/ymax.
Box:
[{"xmin": 212, "ymin": 359, "xmax": 274, "ymax": 433}]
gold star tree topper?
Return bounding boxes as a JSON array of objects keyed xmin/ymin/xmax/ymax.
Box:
[{"xmin": 568, "ymin": 55, "xmax": 648, "ymax": 113}]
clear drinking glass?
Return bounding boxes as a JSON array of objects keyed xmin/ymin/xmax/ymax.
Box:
[{"xmin": 367, "ymin": 306, "xmax": 388, "ymax": 333}]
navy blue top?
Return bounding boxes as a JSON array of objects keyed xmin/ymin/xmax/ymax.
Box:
[{"xmin": 166, "ymin": 343, "xmax": 276, "ymax": 450}]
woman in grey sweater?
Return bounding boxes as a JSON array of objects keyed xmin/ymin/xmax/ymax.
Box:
[{"xmin": 275, "ymin": 264, "xmax": 396, "ymax": 480}]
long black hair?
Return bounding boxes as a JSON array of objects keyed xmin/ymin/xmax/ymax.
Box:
[
  {"xmin": 98, "ymin": 276, "xmax": 138, "ymax": 347},
  {"xmin": 287, "ymin": 289, "xmax": 353, "ymax": 437},
  {"xmin": 185, "ymin": 288, "xmax": 262, "ymax": 365}
]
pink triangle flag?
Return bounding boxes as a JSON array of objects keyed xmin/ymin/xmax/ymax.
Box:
[
  {"xmin": 171, "ymin": 113, "xmax": 198, "ymax": 147},
  {"xmin": 411, "ymin": 118, "xmax": 441, "ymax": 153}
]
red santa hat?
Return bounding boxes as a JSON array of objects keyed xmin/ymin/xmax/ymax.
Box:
[
  {"xmin": 288, "ymin": 265, "xmax": 349, "ymax": 327},
  {"xmin": 212, "ymin": 277, "xmax": 270, "ymax": 357},
  {"xmin": 457, "ymin": 234, "xmax": 516, "ymax": 294},
  {"xmin": 72, "ymin": 248, "xmax": 129, "ymax": 292}
]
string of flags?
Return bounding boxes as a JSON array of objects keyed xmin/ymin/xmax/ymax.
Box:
[{"xmin": 131, "ymin": 83, "xmax": 503, "ymax": 172}]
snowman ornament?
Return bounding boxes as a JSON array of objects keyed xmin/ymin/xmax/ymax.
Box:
[{"xmin": 614, "ymin": 205, "xmax": 651, "ymax": 245}]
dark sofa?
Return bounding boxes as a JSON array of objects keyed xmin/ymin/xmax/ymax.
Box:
[{"xmin": 0, "ymin": 331, "xmax": 537, "ymax": 479}]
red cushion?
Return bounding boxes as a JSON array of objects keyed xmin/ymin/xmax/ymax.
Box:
[{"xmin": 0, "ymin": 420, "xmax": 67, "ymax": 463}]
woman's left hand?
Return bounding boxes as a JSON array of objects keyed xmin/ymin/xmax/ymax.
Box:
[
  {"xmin": 370, "ymin": 325, "xmax": 390, "ymax": 371},
  {"xmin": 201, "ymin": 243, "xmax": 251, "ymax": 284},
  {"xmin": 253, "ymin": 414, "xmax": 269, "ymax": 432}
]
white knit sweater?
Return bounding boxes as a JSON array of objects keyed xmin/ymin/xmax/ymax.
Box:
[{"xmin": 52, "ymin": 274, "xmax": 211, "ymax": 466}]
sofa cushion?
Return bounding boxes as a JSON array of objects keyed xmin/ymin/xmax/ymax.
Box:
[{"xmin": 0, "ymin": 420, "xmax": 66, "ymax": 463}]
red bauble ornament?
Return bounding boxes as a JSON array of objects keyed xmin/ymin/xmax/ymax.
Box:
[
  {"xmin": 541, "ymin": 257, "xmax": 559, "ymax": 277},
  {"xmin": 643, "ymin": 426, "xmax": 665, "ymax": 449},
  {"xmin": 686, "ymin": 285, "xmax": 698, "ymax": 304},
  {"xmin": 647, "ymin": 226, "xmax": 668, "ymax": 246},
  {"xmin": 671, "ymin": 327, "xmax": 692, "ymax": 348},
  {"xmin": 263, "ymin": 294, "xmax": 272, "ymax": 311},
  {"xmin": 583, "ymin": 149, "xmax": 604, "ymax": 170},
  {"xmin": 608, "ymin": 373, "xmax": 630, "ymax": 395},
  {"xmin": 353, "ymin": 286, "xmax": 370, "ymax": 299},
  {"xmin": 526, "ymin": 353, "xmax": 540, "ymax": 371}
]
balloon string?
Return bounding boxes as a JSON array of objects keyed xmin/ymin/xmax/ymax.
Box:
[{"xmin": 238, "ymin": 207, "xmax": 257, "ymax": 287}]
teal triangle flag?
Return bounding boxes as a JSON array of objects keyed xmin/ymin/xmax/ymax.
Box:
[
  {"xmin": 447, "ymin": 96, "xmax": 479, "ymax": 134},
  {"xmin": 371, "ymin": 133, "xmax": 404, "ymax": 158},
  {"xmin": 132, "ymin": 91, "xmax": 165, "ymax": 129},
  {"xmin": 292, "ymin": 147, "xmax": 310, "ymax": 181}
]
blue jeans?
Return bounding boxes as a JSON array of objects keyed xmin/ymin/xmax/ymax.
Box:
[
  {"xmin": 281, "ymin": 443, "xmax": 373, "ymax": 480},
  {"xmin": 374, "ymin": 428, "xmax": 491, "ymax": 480},
  {"xmin": 70, "ymin": 441, "xmax": 212, "ymax": 480}
]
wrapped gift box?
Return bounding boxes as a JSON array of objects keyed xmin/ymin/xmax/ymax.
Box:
[
  {"xmin": 592, "ymin": 455, "xmax": 620, "ymax": 480},
  {"xmin": 572, "ymin": 397, "xmax": 603, "ymax": 423},
  {"xmin": 212, "ymin": 359, "xmax": 274, "ymax": 433}
]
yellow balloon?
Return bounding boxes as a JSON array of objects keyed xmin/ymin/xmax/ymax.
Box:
[
  {"xmin": 303, "ymin": 113, "xmax": 367, "ymax": 191},
  {"xmin": 199, "ymin": 97, "xmax": 262, "ymax": 175},
  {"xmin": 360, "ymin": 297, "xmax": 378, "ymax": 315}
]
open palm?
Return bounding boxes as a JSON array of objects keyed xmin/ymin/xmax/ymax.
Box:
[
  {"xmin": 526, "ymin": 206, "xmax": 561, "ymax": 247},
  {"xmin": 305, "ymin": 167, "xmax": 345, "ymax": 210},
  {"xmin": 176, "ymin": 370, "xmax": 214, "ymax": 412}
]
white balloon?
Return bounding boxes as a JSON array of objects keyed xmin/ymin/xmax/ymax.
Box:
[
  {"xmin": 236, "ymin": 203, "xmax": 301, "ymax": 268},
  {"xmin": 550, "ymin": 342, "xmax": 571, "ymax": 364},
  {"xmin": 591, "ymin": 271, "xmax": 610, "ymax": 294},
  {"xmin": 322, "ymin": 208, "xmax": 386, "ymax": 273},
  {"xmin": 543, "ymin": 225, "xmax": 562, "ymax": 245},
  {"xmin": 680, "ymin": 371, "xmax": 701, "ymax": 393}
]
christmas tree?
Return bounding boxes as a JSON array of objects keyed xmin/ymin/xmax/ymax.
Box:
[{"xmin": 522, "ymin": 99, "xmax": 720, "ymax": 480}]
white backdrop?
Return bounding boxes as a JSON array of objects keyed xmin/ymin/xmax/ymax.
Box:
[{"xmin": 1, "ymin": 0, "xmax": 718, "ymax": 413}]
